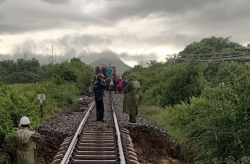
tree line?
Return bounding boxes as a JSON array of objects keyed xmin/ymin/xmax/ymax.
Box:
[{"xmin": 0, "ymin": 58, "xmax": 93, "ymax": 91}]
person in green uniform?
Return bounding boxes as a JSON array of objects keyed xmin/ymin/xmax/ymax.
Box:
[
  {"xmin": 13, "ymin": 116, "xmax": 41, "ymax": 164},
  {"xmin": 123, "ymin": 73, "xmax": 140, "ymax": 124}
]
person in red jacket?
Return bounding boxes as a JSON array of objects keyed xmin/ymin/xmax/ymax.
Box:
[{"xmin": 117, "ymin": 78, "xmax": 123, "ymax": 94}]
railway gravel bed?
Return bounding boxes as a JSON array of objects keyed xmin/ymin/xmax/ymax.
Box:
[
  {"xmin": 82, "ymin": 93, "xmax": 114, "ymax": 131},
  {"xmin": 113, "ymin": 93, "xmax": 186, "ymax": 164},
  {"xmin": 37, "ymin": 92, "xmax": 189, "ymax": 164},
  {"xmin": 37, "ymin": 97, "xmax": 93, "ymax": 164}
]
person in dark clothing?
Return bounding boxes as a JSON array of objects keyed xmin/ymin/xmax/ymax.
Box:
[
  {"xmin": 113, "ymin": 75, "xmax": 118, "ymax": 93},
  {"xmin": 102, "ymin": 64, "xmax": 108, "ymax": 78},
  {"xmin": 94, "ymin": 73, "xmax": 107, "ymax": 121}
]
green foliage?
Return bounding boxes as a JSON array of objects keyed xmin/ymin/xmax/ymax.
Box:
[
  {"xmin": 125, "ymin": 50, "xmax": 250, "ymax": 162},
  {"xmin": 139, "ymin": 105, "xmax": 168, "ymax": 129},
  {"xmin": 0, "ymin": 83, "xmax": 37, "ymax": 142},
  {"xmin": 0, "ymin": 57, "xmax": 94, "ymax": 147},
  {"xmin": 0, "ymin": 58, "xmax": 94, "ymax": 92},
  {"xmin": 179, "ymin": 36, "xmax": 242, "ymax": 55},
  {"xmin": 140, "ymin": 83, "xmax": 250, "ymax": 162},
  {"xmin": 41, "ymin": 58, "xmax": 94, "ymax": 91},
  {"xmin": 0, "ymin": 81, "xmax": 82, "ymax": 144},
  {"xmin": 0, "ymin": 58, "xmax": 42, "ymax": 84},
  {"xmin": 124, "ymin": 61, "xmax": 206, "ymax": 107}
]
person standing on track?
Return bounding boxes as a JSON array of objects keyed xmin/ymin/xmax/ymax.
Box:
[
  {"xmin": 13, "ymin": 116, "xmax": 41, "ymax": 164},
  {"xmin": 117, "ymin": 77, "xmax": 123, "ymax": 94},
  {"xmin": 123, "ymin": 73, "xmax": 140, "ymax": 124},
  {"xmin": 113, "ymin": 75, "xmax": 118, "ymax": 93},
  {"xmin": 94, "ymin": 73, "xmax": 107, "ymax": 121}
]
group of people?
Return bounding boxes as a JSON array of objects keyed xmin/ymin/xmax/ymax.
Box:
[
  {"xmin": 93, "ymin": 72, "xmax": 140, "ymax": 124},
  {"xmin": 94, "ymin": 64, "xmax": 130, "ymax": 93},
  {"xmin": 95, "ymin": 64, "xmax": 114, "ymax": 79},
  {"xmin": 13, "ymin": 71, "xmax": 140, "ymax": 164},
  {"xmin": 109, "ymin": 76, "xmax": 129, "ymax": 94}
]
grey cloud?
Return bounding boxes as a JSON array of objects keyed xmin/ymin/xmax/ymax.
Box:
[
  {"xmin": 102, "ymin": 0, "xmax": 250, "ymax": 47},
  {"xmin": 0, "ymin": 54, "xmax": 11, "ymax": 60},
  {"xmin": 79, "ymin": 51, "xmax": 120, "ymax": 64},
  {"xmin": 102, "ymin": 0, "xmax": 223, "ymax": 21},
  {"xmin": 0, "ymin": 22, "xmax": 62, "ymax": 34},
  {"xmin": 141, "ymin": 32, "xmax": 202, "ymax": 48},
  {"xmin": 1, "ymin": 0, "xmax": 250, "ymax": 57},
  {"xmin": 2, "ymin": 37, "xmax": 157, "ymax": 65},
  {"xmin": 81, "ymin": 51, "xmax": 157, "ymax": 62},
  {"xmin": 0, "ymin": 0, "xmax": 228, "ymax": 35},
  {"xmin": 13, "ymin": 39, "xmax": 37, "ymax": 55},
  {"xmin": 0, "ymin": 52, "xmax": 52, "ymax": 65},
  {"xmin": 0, "ymin": 0, "xmax": 104, "ymax": 34},
  {"xmin": 196, "ymin": 0, "xmax": 250, "ymax": 22},
  {"xmin": 184, "ymin": 0, "xmax": 250, "ymax": 44},
  {"xmin": 0, "ymin": 50, "xmax": 130, "ymax": 65},
  {"xmin": 41, "ymin": 0, "xmax": 70, "ymax": 5},
  {"xmin": 119, "ymin": 52, "xmax": 157, "ymax": 61},
  {"xmin": 58, "ymin": 34, "xmax": 112, "ymax": 47}
]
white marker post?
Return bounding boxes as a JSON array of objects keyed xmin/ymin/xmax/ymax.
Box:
[{"xmin": 37, "ymin": 94, "xmax": 46, "ymax": 118}]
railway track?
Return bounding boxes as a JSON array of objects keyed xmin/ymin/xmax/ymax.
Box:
[{"xmin": 51, "ymin": 92, "xmax": 139, "ymax": 164}]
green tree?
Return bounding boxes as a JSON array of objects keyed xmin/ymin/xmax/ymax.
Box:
[{"xmin": 179, "ymin": 36, "xmax": 242, "ymax": 55}]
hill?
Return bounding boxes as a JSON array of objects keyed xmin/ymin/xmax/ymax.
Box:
[{"xmin": 89, "ymin": 58, "xmax": 131, "ymax": 75}]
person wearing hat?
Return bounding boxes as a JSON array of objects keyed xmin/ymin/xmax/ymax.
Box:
[
  {"xmin": 13, "ymin": 116, "xmax": 41, "ymax": 164},
  {"xmin": 123, "ymin": 73, "xmax": 140, "ymax": 124},
  {"xmin": 94, "ymin": 73, "xmax": 107, "ymax": 121}
]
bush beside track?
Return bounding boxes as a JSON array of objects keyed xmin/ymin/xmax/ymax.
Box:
[{"xmin": 0, "ymin": 58, "xmax": 94, "ymax": 163}]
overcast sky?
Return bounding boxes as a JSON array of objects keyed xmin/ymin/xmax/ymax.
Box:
[{"xmin": 0, "ymin": 0, "xmax": 250, "ymax": 66}]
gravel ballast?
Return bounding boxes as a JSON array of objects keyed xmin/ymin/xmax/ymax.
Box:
[{"xmin": 37, "ymin": 92, "xmax": 187, "ymax": 164}]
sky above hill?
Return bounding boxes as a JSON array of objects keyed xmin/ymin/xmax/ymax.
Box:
[{"xmin": 0, "ymin": 0, "xmax": 250, "ymax": 66}]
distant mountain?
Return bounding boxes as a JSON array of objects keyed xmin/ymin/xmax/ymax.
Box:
[{"xmin": 89, "ymin": 58, "xmax": 131, "ymax": 75}]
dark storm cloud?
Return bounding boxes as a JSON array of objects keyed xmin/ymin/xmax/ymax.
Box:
[
  {"xmin": 41, "ymin": 0, "xmax": 70, "ymax": 5},
  {"xmin": 0, "ymin": 0, "xmax": 227, "ymax": 34},
  {"xmin": 184, "ymin": 0, "xmax": 250, "ymax": 44},
  {"xmin": 1, "ymin": 0, "xmax": 250, "ymax": 56},
  {"xmin": 0, "ymin": 0, "xmax": 104, "ymax": 34},
  {"xmin": 195, "ymin": 0, "xmax": 250, "ymax": 23},
  {"xmin": 100, "ymin": 0, "xmax": 250, "ymax": 49},
  {"xmin": 0, "ymin": 22, "xmax": 62, "ymax": 34},
  {"xmin": 102, "ymin": 0, "xmax": 223, "ymax": 21}
]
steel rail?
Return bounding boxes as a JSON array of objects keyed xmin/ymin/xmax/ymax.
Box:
[
  {"xmin": 110, "ymin": 93, "xmax": 126, "ymax": 164},
  {"xmin": 60, "ymin": 101, "xmax": 95, "ymax": 164}
]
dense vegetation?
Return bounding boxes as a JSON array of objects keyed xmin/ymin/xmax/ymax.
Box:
[
  {"xmin": 0, "ymin": 58, "xmax": 93, "ymax": 148},
  {"xmin": 124, "ymin": 37, "xmax": 250, "ymax": 163}
]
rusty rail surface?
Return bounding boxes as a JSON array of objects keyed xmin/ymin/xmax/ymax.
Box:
[{"xmin": 51, "ymin": 93, "xmax": 139, "ymax": 164}]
